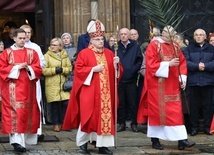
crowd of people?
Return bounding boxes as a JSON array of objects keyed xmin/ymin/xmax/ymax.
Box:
[{"xmin": 0, "ymin": 19, "xmax": 214, "ymax": 154}]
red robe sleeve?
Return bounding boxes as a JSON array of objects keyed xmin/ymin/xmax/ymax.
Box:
[{"xmin": 62, "ymin": 48, "xmax": 123, "ymax": 131}]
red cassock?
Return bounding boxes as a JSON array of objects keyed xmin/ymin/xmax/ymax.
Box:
[
  {"xmin": 0, "ymin": 47, "xmax": 42, "ymax": 134},
  {"xmin": 137, "ymin": 40, "xmax": 187, "ymax": 126},
  {"xmin": 62, "ymin": 47, "xmax": 122, "ymax": 135}
]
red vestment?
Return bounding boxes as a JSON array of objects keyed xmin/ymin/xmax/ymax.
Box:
[
  {"xmin": 62, "ymin": 47, "xmax": 122, "ymax": 135},
  {"xmin": 0, "ymin": 47, "xmax": 42, "ymax": 134},
  {"xmin": 210, "ymin": 116, "xmax": 214, "ymax": 134},
  {"xmin": 137, "ymin": 40, "xmax": 187, "ymax": 126}
]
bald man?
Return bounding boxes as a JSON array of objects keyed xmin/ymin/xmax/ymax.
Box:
[
  {"xmin": 129, "ymin": 29, "xmax": 139, "ymax": 42},
  {"xmin": 117, "ymin": 28, "xmax": 143, "ymax": 133},
  {"xmin": 184, "ymin": 28, "xmax": 214, "ymax": 136}
]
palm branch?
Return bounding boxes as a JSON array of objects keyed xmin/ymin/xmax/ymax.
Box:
[{"xmin": 139, "ymin": 0, "xmax": 185, "ymax": 30}]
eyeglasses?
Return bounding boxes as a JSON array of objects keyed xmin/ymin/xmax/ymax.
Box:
[
  {"xmin": 50, "ymin": 44, "xmax": 59, "ymax": 46},
  {"xmin": 92, "ymin": 38, "xmax": 104, "ymax": 42},
  {"xmin": 109, "ymin": 40, "xmax": 115, "ymax": 42}
]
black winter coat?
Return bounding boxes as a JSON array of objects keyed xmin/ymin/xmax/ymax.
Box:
[
  {"xmin": 117, "ymin": 40, "xmax": 143, "ymax": 83},
  {"xmin": 184, "ymin": 41, "xmax": 214, "ymax": 86}
]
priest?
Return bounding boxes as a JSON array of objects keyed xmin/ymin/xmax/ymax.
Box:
[{"xmin": 137, "ymin": 26, "xmax": 195, "ymax": 150}]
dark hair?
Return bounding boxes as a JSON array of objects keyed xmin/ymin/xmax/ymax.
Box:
[{"xmin": 13, "ymin": 28, "xmax": 26, "ymax": 37}]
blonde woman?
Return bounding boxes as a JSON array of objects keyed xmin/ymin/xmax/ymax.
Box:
[{"xmin": 42, "ymin": 38, "xmax": 72, "ymax": 132}]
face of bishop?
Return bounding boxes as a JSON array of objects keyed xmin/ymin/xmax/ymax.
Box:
[{"xmin": 90, "ymin": 36, "xmax": 104, "ymax": 50}]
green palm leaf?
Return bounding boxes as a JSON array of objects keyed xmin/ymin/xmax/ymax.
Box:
[{"xmin": 139, "ymin": 0, "xmax": 185, "ymax": 30}]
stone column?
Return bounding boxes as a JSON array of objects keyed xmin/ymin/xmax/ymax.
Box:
[
  {"xmin": 91, "ymin": 0, "xmax": 98, "ymax": 19},
  {"xmin": 98, "ymin": 0, "xmax": 130, "ymax": 40}
]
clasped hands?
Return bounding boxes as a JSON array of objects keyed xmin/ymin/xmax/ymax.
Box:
[
  {"xmin": 18, "ymin": 62, "xmax": 28, "ymax": 70},
  {"xmin": 199, "ymin": 62, "xmax": 205, "ymax": 71},
  {"xmin": 55, "ymin": 67, "xmax": 63, "ymax": 74},
  {"xmin": 93, "ymin": 56, "xmax": 120, "ymax": 72}
]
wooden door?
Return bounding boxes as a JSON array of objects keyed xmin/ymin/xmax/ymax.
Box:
[{"xmin": 35, "ymin": 0, "xmax": 54, "ymax": 53}]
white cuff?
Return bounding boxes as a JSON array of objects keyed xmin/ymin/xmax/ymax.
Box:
[
  {"xmin": 27, "ymin": 66, "xmax": 36, "ymax": 80},
  {"xmin": 83, "ymin": 68, "xmax": 94, "ymax": 86},
  {"xmin": 155, "ymin": 61, "xmax": 169, "ymax": 78},
  {"xmin": 8, "ymin": 65, "xmax": 20, "ymax": 79}
]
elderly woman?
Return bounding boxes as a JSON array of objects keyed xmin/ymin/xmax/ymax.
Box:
[
  {"xmin": 61, "ymin": 32, "xmax": 77, "ymax": 64},
  {"xmin": 42, "ymin": 38, "xmax": 72, "ymax": 132}
]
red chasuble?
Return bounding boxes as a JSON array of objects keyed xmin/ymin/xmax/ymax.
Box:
[
  {"xmin": 137, "ymin": 40, "xmax": 187, "ymax": 126},
  {"xmin": 62, "ymin": 46, "xmax": 122, "ymax": 135},
  {"xmin": 0, "ymin": 47, "xmax": 42, "ymax": 134}
]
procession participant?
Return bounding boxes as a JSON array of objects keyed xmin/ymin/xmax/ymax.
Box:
[
  {"xmin": 0, "ymin": 28, "xmax": 42, "ymax": 152},
  {"xmin": 137, "ymin": 26, "xmax": 195, "ymax": 150},
  {"xmin": 62, "ymin": 20, "xmax": 122, "ymax": 155},
  {"xmin": 20, "ymin": 24, "xmax": 46, "ymax": 141}
]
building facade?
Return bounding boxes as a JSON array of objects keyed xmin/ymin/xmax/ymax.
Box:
[
  {"xmin": 1, "ymin": 0, "xmax": 214, "ymax": 51},
  {"xmin": 0, "ymin": 0, "xmax": 130, "ymax": 52}
]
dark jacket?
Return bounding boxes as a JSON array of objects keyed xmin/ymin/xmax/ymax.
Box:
[
  {"xmin": 77, "ymin": 33, "xmax": 109, "ymax": 53},
  {"xmin": 184, "ymin": 41, "xmax": 214, "ymax": 86},
  {"xmin": 117, "ymin": 40, "xmax": 143, "ymax": 83}
]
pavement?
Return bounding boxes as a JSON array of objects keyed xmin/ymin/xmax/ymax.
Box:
[{"xmin": 0, "ymin": 122, "xmax": 214, "ymax": 155}]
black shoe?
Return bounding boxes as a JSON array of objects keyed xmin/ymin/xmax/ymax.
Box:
[
  {"xmin": 38, "ymin": 134, "xmax": 45, "ymax": 142},
  {"xmin": 117, "ymin": 124, "xmax": 125, "ymax": 132},
  {"xmin": 204, "ymin": 128, "xmax": 212, "ymax": 135},
  {"xmin": 178, "ymin": 139, "xmax": 195, "ymax": 150},
  {"xmin": 79, "ymin": 143, "xmax": 90, "ymax": 154},
  {"xmin": 12, "ymin": 143, "xmax": 26, "ymax": 152},
  {"xmin": 190, "ymin": 129, "xmax": 198, "ymax": 136},
  {"xmin": 90, "ymin": 141, "xmax": 97, "ymax": 148},
  {"xmin": 98, "ymin": 147, "xmax": 113, "ymax": 155},
  {"xmin": 152, "ymin": 141, "xmax": 163, "ymax": 150},
  {"xmin": 131, "ymin": 125, "xmax": 139, "ymax": 132}
]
